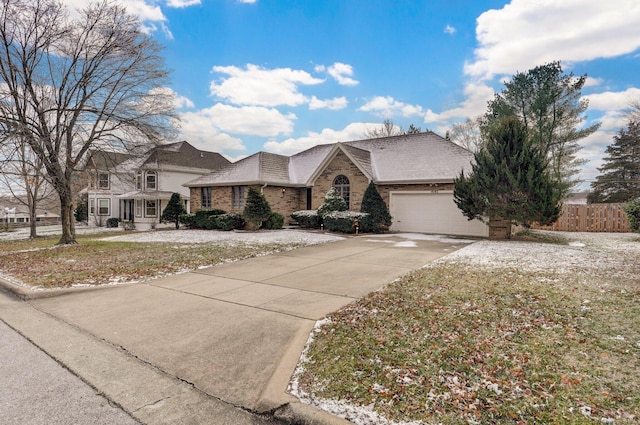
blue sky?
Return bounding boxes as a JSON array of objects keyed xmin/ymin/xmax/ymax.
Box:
[{"xmin": 66, "ymin": 0, "xmax": 640, "ymax": 190}]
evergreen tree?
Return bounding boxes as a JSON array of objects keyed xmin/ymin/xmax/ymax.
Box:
[
  {"xmin": 484, "ymin": 61, "xmax": 599, "ymax": 197},
  {"xmin": 588, "ymin": 121, "xmax": 640, "ymax": 203},
  {"xmin": 454, "ymin": 117, "xmax": 562, "ymax": 239},
  {"xmin": 243, "ymin": 187, "xmax": 272, "ymax": 229},
  {"xmin": 161, "ymin": 193, "xmax": 187, "ymax": 229},
  {"xmin": 317, "ymin": 187, "xmax": 348, "ymax": 218},
  {"xmin": 74, "ymin": 193, "xmax": 88, "ymax": 223},
  {"xmin": 360, "ymin": 182, "xmax": 392, "ymax": 232}
]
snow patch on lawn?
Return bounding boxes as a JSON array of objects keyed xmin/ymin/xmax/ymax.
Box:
[{"xmin": 98, "ymin": 229, "xmax": 344, "ymax": 245}]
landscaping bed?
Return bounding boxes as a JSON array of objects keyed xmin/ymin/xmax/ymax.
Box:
[{"xmin": 291, "ymin": 231, "xmax": 640, "ymax": 424}]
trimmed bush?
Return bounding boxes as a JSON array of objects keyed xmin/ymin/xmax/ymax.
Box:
[
  {"xmin": 323, "ymin": 211, "xmax": 368, "ymax": 234},
  {"xmin": 243, "ymin": 187, "xmax": 272, "ymax": 228},
  {"xmin": 214, "ymin": 213, "xmax": 246, "ymax": 231},
  {"xmin": 161, "ymin": 193, "xmax": 186, "ymax": 229},
  {"xmin": 179, "ymin": 213, "xmax": 196, "ymax": 228},
  {"xmin": 317, "ymin": 187, "xmax": 347, "ymax": 219},
  {"xmin": 360, "ymin": 182, "xmax": 392, "ymax": 233},
  {"xmin": 291, "ymin": 210, "xmax": 321, "ymax": 228},
  {"xmin": 193, "ymin": 209, "xmax": 226, "ymax": 228},
  {"xmin": 625, "ymin": 199, "xmax": 640, "ymax": 232},
  {"xmin": 106, "ymin": 218, "xmax": 120, "ymax": 228},
  {"xmin": 264, "ymin": 212, "xmax": 285, "ymax": 230}
]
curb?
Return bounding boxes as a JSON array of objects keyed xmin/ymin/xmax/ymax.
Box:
[
  {"xmin": 273, "ymin": 401, "xmax": 353, "ymax": 425},
  {"xmin": 0, "ymin": 277, "xmax": 117, "ymax": 301}
]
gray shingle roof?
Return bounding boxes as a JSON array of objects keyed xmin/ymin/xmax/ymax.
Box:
[{"xmin": 185, "ymin": 132, "xmax": 474, "ymax": 188}]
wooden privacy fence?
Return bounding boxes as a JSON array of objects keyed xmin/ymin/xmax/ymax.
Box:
[{"xmin": 532, "ymin": 203, "xmax": 630, "ymax": 232}]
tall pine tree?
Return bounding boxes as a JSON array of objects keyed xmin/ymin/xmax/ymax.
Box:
[
  {"xmin": 161, "ymin": 193, "xmax": 187, "ymax": 229},
  {"xmin": 243, "ymin": 187, "xmax": 272, "ymax": 229},
  {"xmin": 454, "ymin": 117, "xmax": 562, "ymax": 239},
  {"xmin": 588, "ymin": 121, "xmax": 640, "ymax": 203}
]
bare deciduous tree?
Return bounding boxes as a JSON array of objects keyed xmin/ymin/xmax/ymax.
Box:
[
  {"xmin": 448, "ymin": 116, "xmax": 485, "ymax": 153},
  {"xmin": 0, "ymin": 138, "xmax": 55, "ymax": 238},
  {"xmin": 364, "ymin": 119, "xmax": 404, "ymax": 138},
  {"xmin": 0, "ymin": 0, "xmax": 175, "ymax": 244}
]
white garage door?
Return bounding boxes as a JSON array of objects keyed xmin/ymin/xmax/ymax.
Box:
[{"xmin": 390, "ymin": 191, "xmax": 488, "ymax": 237}]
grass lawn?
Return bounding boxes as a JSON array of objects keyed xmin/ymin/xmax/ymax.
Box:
[
  {"xmin": 292, "ymin": 232, "xmax": 640, "ymax": 424},
  {"xmin": 0, "ymin": 230, "xmax": 304, "ymax": 288}
]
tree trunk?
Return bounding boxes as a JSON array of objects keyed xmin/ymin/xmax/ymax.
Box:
[
  {"xmin": 57, "ymin": 187, "xmax": 77, "ymax": 245},
  {"xmin": 489, "ymin": 217, "xmax": 512, "ymax": 240}
]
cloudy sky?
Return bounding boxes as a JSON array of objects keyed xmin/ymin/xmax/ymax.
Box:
[{"xmin": 68, "ymin": 0, "xmax": 640, "ymax": 189}]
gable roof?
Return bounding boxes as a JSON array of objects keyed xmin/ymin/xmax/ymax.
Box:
[
  {"xmin": 185, "ymin": 132, "xmax": 474, "ymax": 188},
  {"xmin": 141, "ymin": 141, "xmax": 230, "ymax": 170}
]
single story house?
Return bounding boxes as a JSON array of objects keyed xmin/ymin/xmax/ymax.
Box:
[{"xmin": 184, "ymin": 132, "xmax": 489, "ymax": 237}]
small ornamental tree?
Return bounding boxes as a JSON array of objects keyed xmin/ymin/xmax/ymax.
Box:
[
  {"xmin": 161, "ymin": 193, "xmax": 187, "ymax": 229},
  {"xmin": 243, "ymin": 187, "xmax": 272, "ymax": 229},
  {"xmin": 317, "ymin": 187, "xmax": 348, "ymax": 219},
  {"xmin": 360, "ymin": 182, "xmax": 392, "ymax": 232},
  {"xmin": 454, "ymin": 117, "xmax": 562, "ymax": 239},
  {"xmin": 74, "ymin": 193, "xmax": 88, "ymax": 223}
]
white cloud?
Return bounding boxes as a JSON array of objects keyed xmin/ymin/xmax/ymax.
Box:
[
  {"xmin": 358, "ymin": 96, "xmax": 424, "ymax": 118},
  {"xmin": 176, "ymin": 113, "xmax": 246, "ymax": 152},
  {"xmin": 210, "ymin": 64, "xmax": 323, "ymax": 107},
  {"xmin": 424, "ymin": 82, "xmax": 494, "ymax": 123},
  {"xmin": 263, "ymin": 122, "xmax": 376, "ymax": 155},
  {"xmin": 584, "ymin": 87, "xmax": 640, "ymax": 112},
  {"xmin": 239, "ymin": 0, "xmax": 257, "ymax": 3},
  {"xmin": 326, "ymin": 63, "xmax": 359, "ymax": 86},
  {"xmin": 178, "ymin": 104, "xmax": 294, "ymax": 140},
  {"xmin": 166, "ymin": 0, "xmax": 201, "ymax": 7},
  {"xmin": 444, "ymin": 25, "xmax": 456, "ymax": 35},
  {"xmin": 465, "ymin": 0, "xmax": 640, "ymax": 80},
  {"xmin": 309, "ymin": 96, "xmax": 348, "ymax": 110}
]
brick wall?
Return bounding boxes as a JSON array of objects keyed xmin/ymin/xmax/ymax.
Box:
[{"xmin": 263, "ymin": 186, "xmax": 301, "ymax": 221}]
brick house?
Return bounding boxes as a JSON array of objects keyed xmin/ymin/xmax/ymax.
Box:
[{"xmin": 185, "ymin": 132, "xmax": 489, "ymax": 237}]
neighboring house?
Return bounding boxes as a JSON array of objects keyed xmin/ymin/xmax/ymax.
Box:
[
  {"xmin": 185, "ymin": 132, "xmax": 489, "ymax": 237},
  {"xmin": 84, "ymin": 141, "xmax": 230, "ymax": 230},
  {"xmin": 0, "ymin": 196, "xmax": 61, "ymax": 226}
]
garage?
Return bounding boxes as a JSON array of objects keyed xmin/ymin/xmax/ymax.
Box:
[{"xmin": 389, "ymin": 191, "xmax": 489, "ymax": 237}]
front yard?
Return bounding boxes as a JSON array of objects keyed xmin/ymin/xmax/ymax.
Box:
[
  {"xmin": 291, "ymin": 231, "xmax": 640, "ymax": 424},
  {"xmin": 0, "ymin": 228, "xmax": 342, "ymax": 289}
]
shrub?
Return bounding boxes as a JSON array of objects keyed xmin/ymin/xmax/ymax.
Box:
[
  {"xmin": 74, "ymin": 193, "xmax": 88, "ymax": 222},
  {"xmin": 625, "ymin": 199, "xmax": 640, "ymax": 232},
  {"xmin": 243, "ymin": 187, "xmax": 272, "ymax": 228},
  {"xmin": 264, "ymin": 212, "xmax": 285, "ymax": 230},
  {"xmin": 179, "ymin": 214, "xmax": 196, "ymax": 228},
  {"xmin": 161, "ymin": 193, "xmax": 187, "ymax": 229},
  {"xmin": 291, "ymin": 210, "xmax": 321, "ymax": 228},
  {"xmin": 360, "ymin": 182, "xmax": 392, "ymax": 233},
  {"xmin": 193, "ymin": 209, "xmax": 226, "ymax": 229},
  {"xmin": 214, "ymin": 213, "xmax": 246, "ymax": 231},
  {"xmin": 317, "ymin": 187, "xmax": 347, "ymax": 219},
  {"xmin": 106, "ymin": 218, "xmax": 120, "ymax": 228},
  {"xmin": 323, "ymin": 211, "xmax": 368, "ymax": 234}
]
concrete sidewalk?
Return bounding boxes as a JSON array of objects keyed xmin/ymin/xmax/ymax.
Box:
[{"xmin": 0, "ymin": 234, "xmax": 468, "ymax": 424}]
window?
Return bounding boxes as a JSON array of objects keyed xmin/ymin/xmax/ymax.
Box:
[
  {"xmin": 145, "ymin": 200, "xmax": 157, "ymax": 217},
  {"xmin": 136, "ymin": 172, "xmax": 142, "ymax": 190},
  {"xmin": 98, "ymin": 199, "xmax": 110, "ymax": 216},
  {"xmin": 333, "ymin": 175, "xmax": 350, "ymax": 208},
  {"xmin": 146, "ymin": 171, "xmax": 157, "ymax": 190},
  {"xmin": 232, "ymin": 186, "xmax": 245, "ymax": 209},
  {"xmin": 135, "ymin": 199, "xmax": 142, "ymax": 217},
  {"xmin": 201, "ymin": 187, "xmax": 212, "ymax": 209},
  {"xmin": 98, "ymin": 173, "xmax": 110, "ymax": 190}
]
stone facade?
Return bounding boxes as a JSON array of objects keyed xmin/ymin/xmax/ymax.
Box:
[{"xmin": 311, "ymin": 151, "xmax": 369, "ymax": 211}]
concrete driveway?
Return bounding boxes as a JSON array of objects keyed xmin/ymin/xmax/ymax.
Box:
[{"xmin": 0, "ymin": 234, "xmax": 470, "ymax": 424}]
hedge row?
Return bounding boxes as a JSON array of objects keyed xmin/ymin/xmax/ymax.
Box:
[
  {"xmin": 179, "ymin": 209, "xmax": 285, "ymax": 231},
  {"xmin": 291, "ymin": 210, "xmax": 370, "ymax": 234}
]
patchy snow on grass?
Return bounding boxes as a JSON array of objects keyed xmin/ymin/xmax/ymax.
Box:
[
  {"xmin": 436, "ymin": 231, "xmax": 640, "ymax": 275},
  {"xmin": 98, "ymin": 229, "xmax": 344, "ymax": 245}
]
